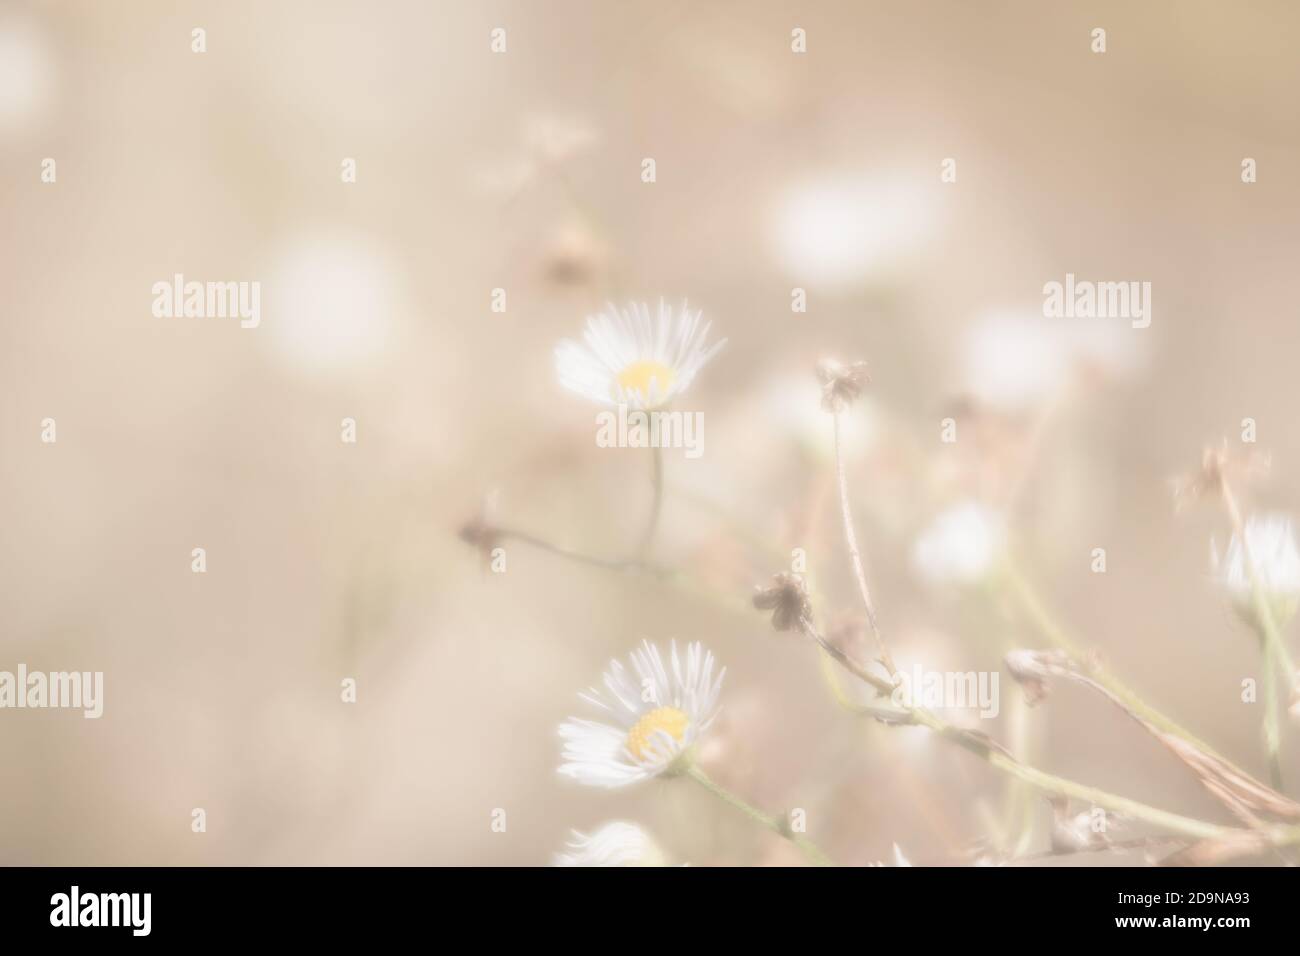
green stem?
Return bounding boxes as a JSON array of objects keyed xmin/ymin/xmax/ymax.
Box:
[
  {"xmin": 1261, "ymin": 633, "xmax": 1284, "ymax": 791},
  {"xmin": 684, "ymin": 765, "xmax": 834, "ymax": 866},
  {"xmin": 1218, "ymin": 477, "xmax": 1296, "ymax": 790},
  {"xmin": 1220, "ymin": 478, "xmax": 1298, "ymax": 679},
  {"xmin": 999, "ymin": 559, "xmax": 1230, "ymax": 762},
  {"xmin": 906, "ymin": 708, "xmax": 1227, "ymax": 841}
]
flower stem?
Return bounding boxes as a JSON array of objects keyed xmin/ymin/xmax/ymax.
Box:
[
  {"xmin": 998, "ymin": 559, "xmax": 1232, "ymax": 762},
  {"xmin": 1261, "ymin": 633, "xmax": 1285, "ymax": 791},
  {"xmin": 1218, "ymin": 475, "xmax": 1295, "ymax": 789},
  {"xmin": 904, "ymin": 706, "xmax": 1228, "ymax": 841},
  {"xmin": 495, "ymin": 527, "xmax": 660, "ymax": 574},
  {"xmin": 830, "ymin": 409, "xmax": 898, "ymax": 679},
  {"xmin": 1219, "ymin": 475, "xmax": 1298, "ymax": 682},
  {"xmin": 684, "ymin": 764, "xmax": 834, "ymax": 866}
]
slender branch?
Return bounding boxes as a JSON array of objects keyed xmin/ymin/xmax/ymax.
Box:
[
  {"xmin": 800, "ymin": 611, "xmax": 1234, "ymax": 843},
  {"xmin": 998, "ymin": 559, "xmax": 1236, "ymax": 763},
  {"xmin": 493, "ymin": 527, "xmax": 665, "ymax": 575},
  {"xmin": 904, "ymin": 703, "xmax": 1230, "ymax": 842},
  {"xmin": 800, "ymin": 615, "xmax": 895, "ymax": 696},
  {"xmin": 830, "ymin": 409, "xmax": 898, "ymax": 679},
  {"xmin": 684, "ymin": 764, "xmax": 833, "ymax": 866}
]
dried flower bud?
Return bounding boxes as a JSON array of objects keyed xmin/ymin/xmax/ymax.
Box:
[
  {"xmin": 1003, "ymin": 648, "xmax": 1077, "ymax": 705},
  {"xmin": 1173, "ymin": 441, "xmax": 1270, "ymax": 511},
  {"xmin": 752, "ymin": 572, "xmax": 812, "ymax": 632},
  {"xmin": 816, "ymin": 359, "xmax": 870, "ymax": 412}
]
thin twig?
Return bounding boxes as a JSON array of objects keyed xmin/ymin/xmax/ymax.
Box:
[
  {"xmin": 494, "ymin": 527, "xmax": 665, "ymax": 575},
  {"xmin": 684, "ymin": 764, "xmax": 833, "ymax": 866},
  {"xmin": 797, "ymin": 611, "xmax": 1236, "ymax": 843},
  {"xmin": 831, "ymin": 409, "xmax": 898, "ymax": 679},
  {"xmin": 999, "ymin": 559, "xmax": 1239, "ymax": 764},
  {"xmin": 799, "ymin": 615, "xmax": 895, "ymax": 696}
]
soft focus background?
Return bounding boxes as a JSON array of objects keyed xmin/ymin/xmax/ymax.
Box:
[{"xmin": 3, "ymin": 0, "xmax": 1300, "ymax": 865}]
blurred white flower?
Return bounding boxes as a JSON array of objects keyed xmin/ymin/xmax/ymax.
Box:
[
  {"xmin": 555, "ymin": 301, "xmax": 726, "ymax": 410},
  {"xmin": 769, "ymin": 174, "xmax": 934, "ymax": 289},
  {"xmin": 551, "ymin": 822, "xmax": 666, "ymax": 867},
  {"xmin": 962, "ymin": 311, "xmax": 1146, "ymax": 411},
  {"xmin": 1212, "ymin": 514, "xmax": 1300, "ymax": 625},
  {"xmin": 266, "ymin": 235, "xmax": 398, "ymax": 372},
  {"xmin": 0, "ymin": 14, "xmax": 55, "ymax": 130},
  {"xmin": 558, "ymin": 641, "xmax": 724, "ymax": 789},
  {"xmin": 912, "ymin": 502, "xmax": 1006, "ymax": 587}
]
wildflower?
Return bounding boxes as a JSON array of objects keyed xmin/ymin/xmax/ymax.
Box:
[
  {"xmin": 554, "ymin": 301, "xmax": 725, "ymax": 410},
  {"xmin": 911, "ymin": 502, "xmax": 1006, "ymax": 587},
  {"xmin": 551, "ymin": 822, "xmax": 666, "ymax": 867},
  {"xmin": 558, "ymin": 641, "xmax": 724, "ymax": 788},
  {"xmin": 1212, "ymin": 514, "xmax": 1300, "ymax": 628}
]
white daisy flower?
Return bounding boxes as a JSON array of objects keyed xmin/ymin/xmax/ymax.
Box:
[
  {"xmin": 558, "ymin": 640, "xmax": 725, "ymax": 788},
  {"xmin": 551, "ymin": 821, "xmax": 667, "ymax": 867},
  {"xmin": 554, "ymin": 301, "xmax": 726, "ymax": 410},
  {"xmin": 912, "ymin": 502, "xmax": 1006, "ymax": 587},
  {"xmin": 1212, "ymin": 514, "xmax": 1300, "ymax": 625}
]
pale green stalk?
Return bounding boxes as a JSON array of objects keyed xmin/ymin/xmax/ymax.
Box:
[
  {"xmin": 1219, "ymin": 475, "xmax": 1295, "ymax": 790},
  {"xmin": 998, "ymin": 559, "xmax": 1231, "ymax": 761},
  {"xmin": 684, "ymin": 765, "xmax": 834, "ymax": 866}
]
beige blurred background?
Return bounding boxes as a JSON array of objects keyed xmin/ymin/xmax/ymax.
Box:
[{"xmin": 3, "ymin": 0, "xmax": 1300, "ymax": 865}]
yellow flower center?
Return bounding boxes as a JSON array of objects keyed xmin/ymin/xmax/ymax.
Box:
[
  {"xmin": 616, "ymin": 360, "xmax": 675, "ymax": 401},
  {"xmin": 625, "ymin": 706, "xmax": 689, "ymax": 760}
]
